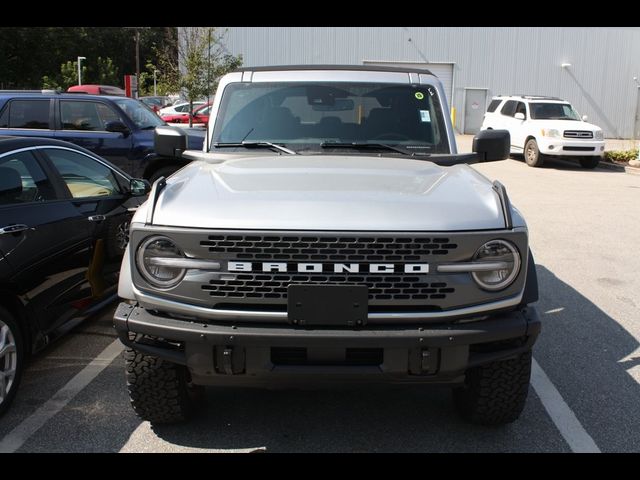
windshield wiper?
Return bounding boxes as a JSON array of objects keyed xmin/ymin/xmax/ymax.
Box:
[
  {"xmin": 212, "ymin": 141, "xmax": 296, "ymax": 155},
  {"xmin": 320, "ymin": 142, "xmax": 426, "ymax": 156}
]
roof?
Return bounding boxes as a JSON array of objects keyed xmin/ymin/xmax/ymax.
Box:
[
  {"xmin": 234, "ymin": 64, "xmax": 436, "ymax": 76},
  {"xmin": 493, "ymin": 94, "xmax": 566, "ymax": 101},
  {"xmin": 0, "ymin": 91, "xmax": 133, "ymax": 101},
  {"xmin": 0, "ymin": 136, "xmax": 95, "ymax": 153}
]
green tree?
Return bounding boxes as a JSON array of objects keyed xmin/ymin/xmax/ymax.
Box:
[
  {"xmin": 156, "ymin": 27, "xmax": 242, "ymax": 125},
  {"xmin": 94, "ymin": 56, "xmax": 119, "ymax": 85},
  {"xmin": 41, "ymin": 60, "xmax": 87, "ymax": 90}
]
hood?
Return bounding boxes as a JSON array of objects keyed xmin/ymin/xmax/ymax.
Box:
[
  {"xmin": 531, "ymin": 119, "xmax": 601, "ymax": 132},
  {"xmin": 147, "ymin": 155, "xmax": 506, "ymax": 231}
]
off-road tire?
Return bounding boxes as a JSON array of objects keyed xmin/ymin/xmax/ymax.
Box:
[
  {"xmin": 453, "ymin": 350, "xmax": 532, "ymax": 425},
  {"xmin": 125, "ymin": 347, "xmax": 203, "ymax": 424},
  {"xmin": 579, "ymin": 156, "xmax": 600, "ymax": 169},
  {"xmin": 0, "ymin": 306, "xmax": 24, "ymax": 417},
  {"xmin": 524, "ymin": 139, "xmax": 545, "ymax": 167}
]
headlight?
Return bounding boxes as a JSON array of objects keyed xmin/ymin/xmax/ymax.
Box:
[
  {"xmin": 594, "ymin": 130, "xmax": 604, "ymax": 141},
  {"xmin": 541, "ymin": 128, "xmax": 561, "ymax": 138},
  {"xmin": 471, "ymin": 240, "xmax": 521, "ymax": 291},
  {"xmin": 136, "ymin": 235, "xmax": 186, "ymax": 288}
]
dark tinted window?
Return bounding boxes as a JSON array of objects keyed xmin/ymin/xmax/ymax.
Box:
[
  {"xmin": 45, "ymin": 148, "xmax": 120, "ymax": 198},
  {"xmin": 213, "ymin": 82, "xmax": 450, "ymax": 153},
  {"xmin": 515, "ymin": 102, "xmax": 527, "ymax": 118},
  {"xmin": 8, "ymin": 100, "xmax": 50, "ymax": 129},
  {"xmin": 61, "ymin": 100, "xmax": 121, "ymax": 131},
  {"xmin": 0, "ymin": 151, "xmax": 56, "ymax": 205},
  {"xmin": 487, "ymin": 99, "xmax": 502, "ymax": 113},
  {"xmin": 500, "ymin": 100, "xmax": 517, "ymax": 117},
  {"xmin": 0, "ymin": 104, "xmax": 8, "ymax": 128}
]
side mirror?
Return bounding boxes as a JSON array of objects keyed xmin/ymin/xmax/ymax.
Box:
[
  {"xmin": 154, "ymin": 125, "xmax": 187, "ymax": 158},
  {"xmin": 473, "ymin": 129, "xmax": 510, "ymax": 162},
  {"xmin": 514, "ymin": 112, "xmax": 525, "ymax": 121},
  {"xmin": 582, "ymin": 115, "xmax": 588, "ymax": 122},
  {"xmin": 130, "ymin": 178, "xmax": 151, "ymax": 196},
  {"xmin": 105, "ymin": 120, "xmax": 130, "ymax": 136}
]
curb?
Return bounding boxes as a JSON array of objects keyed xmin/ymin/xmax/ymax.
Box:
[{"xmin": 598, "ymin": 161, "xmax": 640, "ymax": 175}]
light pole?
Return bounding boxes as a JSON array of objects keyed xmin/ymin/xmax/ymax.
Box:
[
  {"xmin": 77, "ymin": 56, "xmax": 86, "ymax": 86},
  {"xmin": 153, "ymin": 70, "xmax": 158, "ymax": 96}
]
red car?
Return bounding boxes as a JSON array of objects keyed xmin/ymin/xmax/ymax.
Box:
[
  {"xmin": 161, "ymin": 103, "xmax": 211, "ymax": 126},
  {"xmin": 67, "ymin": 84, "xmax": 126, "ymax": 96}
]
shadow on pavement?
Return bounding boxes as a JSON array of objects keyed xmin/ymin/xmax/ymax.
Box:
[{"xmin": 509, "ymin": 154, "xmax": 624, "ymax": 173}]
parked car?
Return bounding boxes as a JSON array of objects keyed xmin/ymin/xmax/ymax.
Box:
[
  {"xmin": 0, "ymin": 136, "xmax": 150, "ymax": 416},
  {"xmin": 67, "ymin": 85, "xmax": 126, "ymax": 96},
  {"xmin": 481, "ymin": 95, "xmax": 605, "ymax": 168},
  {"xmin": 116, "ymin": 65, "xmax": 540, "ymax": 426},
  {"xmin": 161, "ymin": 103, "xmax": 211, "ymax": 127},
  {"xmin": 0, "ymin": 91, "xmax": 205, "ymax": 182},
  {"xmin": 139, "ymin": 96, "xmax": 172, "ymax": 113},
  {"xmin": 158, "ymin": 101, "xmax": 206, "ymax": 116}
]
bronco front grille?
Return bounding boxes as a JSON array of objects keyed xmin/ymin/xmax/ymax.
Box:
[
  {"xmin": 200, "ymin": 234, "xmax": 458, "ymax": 262},
  {"xmin": 563, "ymin": 130, "xmax": 593, "ymax": 139},
  {"xmin": 201, "ymin": 273, "xmax": 454, "ymax": 302}
]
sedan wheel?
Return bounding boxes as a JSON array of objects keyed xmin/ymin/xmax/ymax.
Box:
[{"xmin": 0, "ymin": 311, "xmax": 23, "ymax": 416}]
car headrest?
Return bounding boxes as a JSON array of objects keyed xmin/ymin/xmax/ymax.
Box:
[{"xmin": 0, "ymin": 167, "xmax": 23, "ymax": 200}]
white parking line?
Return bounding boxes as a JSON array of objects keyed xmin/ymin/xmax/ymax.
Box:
[
  {"xmin": 0, "ymin": 339, "xmax": 123, "ymax": 453},
  {"xmin": 531, "ymin": 358, "xmax": 601, "ymax": 453}
]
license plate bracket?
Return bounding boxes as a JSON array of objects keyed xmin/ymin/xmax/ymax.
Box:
[{"xmin": 287, "ymin": 284, "xmax": 368, "ymax": 327}]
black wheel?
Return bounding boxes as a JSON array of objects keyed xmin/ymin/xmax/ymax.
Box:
[
  {"xmin": 452, "ymin": 350, "xmax": 532, "ymax": 425},
  {"xmin": 0, "ymin": 306, "xmax": 24, "ymax": 417},
  {"xmin": 579, "ymin": 156, "xmax": 600, "ymax": 169},
  {"xmin": 125, "ymin": 345, "xmax": 204, "ymax": 424},
  {"xmin": 148, "ymin": 165, "xmax": 180, "ymax": 185},
  {"xmin": 104, "ymin": 213, "xmax": 130, "ymax": 259},
  {"xmin": 524, "ymin": 139, "xmax": 544, "ymax": 167}
]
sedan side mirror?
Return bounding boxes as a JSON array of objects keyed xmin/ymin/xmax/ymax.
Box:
[
  {"xmin": 105, "ymin": 120, "xmax": 130, "ymax": 136},
  {"xmin": 155, "ymin": 125, "xmax": 187, "ymax": 158},
  {"xmin": 130, "ymin": 178, "xmax": 151, "ymax": 196},
  {"xmin": 514, "ymin": 112, "xmax": 525, "ymax": 121},
  {"xmin": 473, "ymin": 129, "xmax": 510, "ymax": 162}
]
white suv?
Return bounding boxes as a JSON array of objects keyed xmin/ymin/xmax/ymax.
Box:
[{"xmin": 481, "ymin": 95, "xmax": 605, "ymax": 168}]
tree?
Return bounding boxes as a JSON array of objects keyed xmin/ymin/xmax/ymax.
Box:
[
  {"xmin": 156, "ymin": 27, "xmax": 242, "ymax": 126},
  {"xmin": 41, "ymin": 60, "xmax": 87, "ymax": 90},
  {"xmin": 94, "ymin": 56, "xmax": 119, "ymax": 86}
]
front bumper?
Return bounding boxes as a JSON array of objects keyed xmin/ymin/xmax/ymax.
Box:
[
  {"xmin": 537, "ymin": 137, "xmax": 605, "ymax": 156},
  {"xmin": 114, "ymin": 302, "xmax": 540, "ymax": 386}
]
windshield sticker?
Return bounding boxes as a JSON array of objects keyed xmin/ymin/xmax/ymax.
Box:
[
  {"xmin": 420, "ymin": 110, "xmax": 431, "ymax": 122},
  {"xmin": 414, "ymin": 92, "xmax": 424, "ymax": 100},
  {"xmin": 428, "ymin": 87, "xmax": 435, "ymax": 96}
]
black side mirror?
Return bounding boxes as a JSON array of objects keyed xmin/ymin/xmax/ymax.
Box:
[
  {"xmin": 472, "ymin": 129, "xmax": 510, "ymax": 162},
  {"xmin": 130, "ymin": 178, "xmax": 151, "ymax": 196},
  {"xmin": 105, "ymin": 120, "xmax": 130, "ymax": 136},
  {"xmin": 154, "ymin": 125, "xmax": 187, "ymax": 158}
]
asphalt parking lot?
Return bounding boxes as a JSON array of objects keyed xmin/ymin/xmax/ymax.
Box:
[{"xmin": 1, "ymin": 150, "xmax": 639, "ymax": 452}]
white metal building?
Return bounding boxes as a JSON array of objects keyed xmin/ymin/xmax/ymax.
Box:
[{"xmin": 191, "ymin": 27, "xmax": 640, "ymax": 138}]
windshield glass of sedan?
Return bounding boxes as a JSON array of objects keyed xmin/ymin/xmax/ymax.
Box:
[
  {"xmin": 529, "ymin": 103, "xmax": 581, "ymax": 121},
  {"xmin": 113, "ymin": 98, "xmax": 165, "ymax": 129},
  {"xmin": 212, "ymin": 82, "xmax": 450, "ymax": 153}
]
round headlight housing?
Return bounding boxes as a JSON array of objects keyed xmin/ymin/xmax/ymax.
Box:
[
  {"xmin": 471, "ymin": 240, "xmax": 521, "ymax": 291},
  {"xmin": 136, "ymin": 235, "xmax": 185, "ymax": 288}
]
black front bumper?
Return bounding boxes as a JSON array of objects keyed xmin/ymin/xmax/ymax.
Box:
[{"xmin": 113, "ymin": 302, "xmax": 540, "ymax": 386}]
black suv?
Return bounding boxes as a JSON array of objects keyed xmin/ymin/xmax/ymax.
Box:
[{"xmin": 0, "ymin": 91, "xmax": 205, "ymax": 181}]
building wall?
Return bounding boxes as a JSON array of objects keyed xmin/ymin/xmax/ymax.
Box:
[{"xmin": 206, "ymin": 27, "xmax": 640, "ymax": 138}]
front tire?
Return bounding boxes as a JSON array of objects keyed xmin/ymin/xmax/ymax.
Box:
[
  {"xmin": 579, "ymin": 156, "xmax": 600, "ymax": 169},
  {"xmin": 524, "ymin": 139, "xmax": 545, "ymax": 167},
  {"xmin": 125, "ymin": 346, "xmax": 204, "ymax": 424},
  {"xmin": 0, "ymin": 307, "xmax": 24, "ymax": 417},
  {"xmin": 453, "ymin": 350, "xmax": 532, "ymax": 425}
]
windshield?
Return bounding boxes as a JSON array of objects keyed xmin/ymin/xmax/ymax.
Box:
[
  {"xmin": 211, "ymin": 82, "xmax": 450, "ymax": 154},
  {"xmin": 113, "ymin": 98, "xmax": 165, "ymax": 129},
  {"xmin": 529, "ymin": 102, "xmax": 581, "ymax": 121}
]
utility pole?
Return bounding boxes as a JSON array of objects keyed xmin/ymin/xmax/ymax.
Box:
[{"xmin": 135, "ymin": 29, "xmax": 141, "ymax": 88}]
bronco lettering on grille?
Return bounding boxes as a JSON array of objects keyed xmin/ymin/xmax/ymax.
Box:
[{"xmin": 228, "ymin": 262, "xmax": 429, "ymax": 274}]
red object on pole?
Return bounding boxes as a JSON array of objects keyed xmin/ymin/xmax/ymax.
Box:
[{"xmin": 124, "ymin": 75, "xmax": 138, "ymax": 98}]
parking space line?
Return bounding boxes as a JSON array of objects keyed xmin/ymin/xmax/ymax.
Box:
[
  {"xmin": 531, "ymin": 358, "xmax": 601, "ymax": 453},
  {"xmin": 0, "ymin": 339, "xmax": 123, "ymax": 453}
]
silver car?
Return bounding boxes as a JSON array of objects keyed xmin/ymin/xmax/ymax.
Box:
[{"xmin": 114, "ymin": 65, "xmax": 540, "ymax": 426}]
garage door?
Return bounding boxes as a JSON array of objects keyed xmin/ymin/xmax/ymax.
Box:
[{"xmin": 362, "ymin": 61, "xmax": 454, "ymax": 107}]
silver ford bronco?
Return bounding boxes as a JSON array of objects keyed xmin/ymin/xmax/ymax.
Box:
[{"xmin": 114, "ymin": 65, "xmax": 540, "ymax": 425}]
